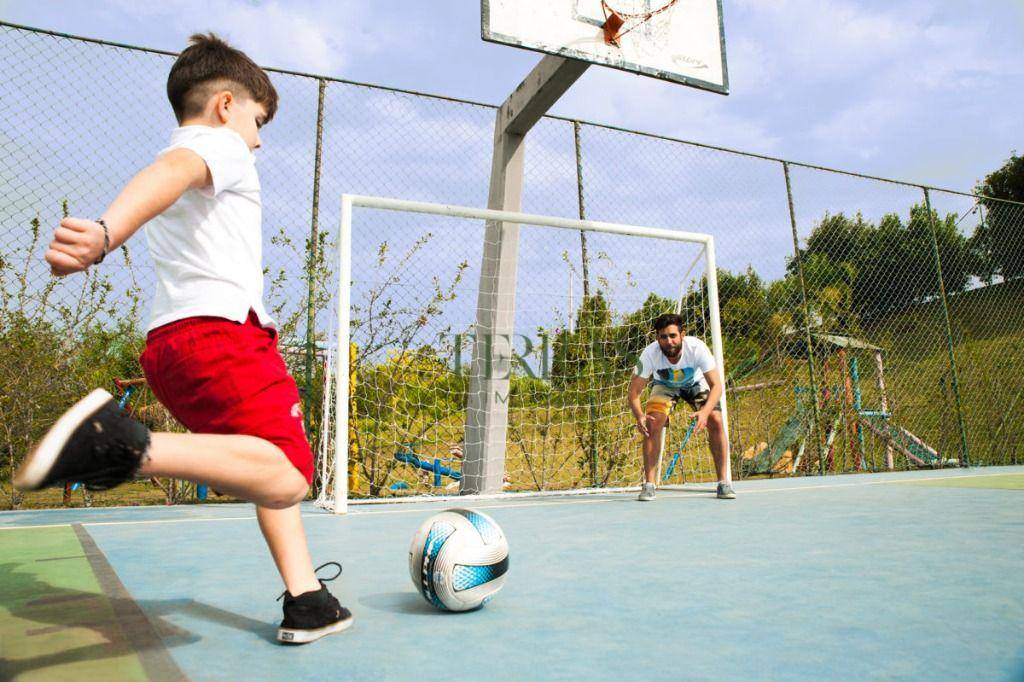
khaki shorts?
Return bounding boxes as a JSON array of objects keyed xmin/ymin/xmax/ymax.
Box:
[{"xmin": 645, "ymin": 382, "xmax": 721, "ymax": 417}]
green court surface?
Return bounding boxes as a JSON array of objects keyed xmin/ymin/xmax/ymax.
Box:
[
  {"xmin": 898, "ymin": 473, "xmax": 1024, "ymax": 490},
  {"xmin": 0, "ymin": 526, "xmax": 154, "ymax": 681},
  {"xmin": 1, "ymin": 466, "xmax": 1023, "ymax": 681}
]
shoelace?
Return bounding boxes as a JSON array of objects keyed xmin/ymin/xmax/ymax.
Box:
[{"xmin": 277, "ymin": 561, "xmax": 343, "ymax": 601}]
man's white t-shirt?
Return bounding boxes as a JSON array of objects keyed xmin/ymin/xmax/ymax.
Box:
[
  {"xmin": 145, "ymin": 126, "xmax": 273, "ymax": 332},
  {"xmin": 634, "ymin": 338, "xmax": 716, "ymax": 392}
]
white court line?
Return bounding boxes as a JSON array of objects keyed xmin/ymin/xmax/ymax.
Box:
[
  {"xmin": 342, "ymin": 496, "xmax": 625, "ymax": 516},
  {"xmin": 0, "ymin": 516, "xmax": 259, "ymax": 531},
  {"xmin": 0, "ymin": 522, "xmax": 70, "ymax": 531},
  {"xmin": 0, "ymin": 496, "xmax": 632, "ymax": 530},
  {"xmin": 0, "ymin": 471, "xmax": 1018, "ymax": 531},
  {"xmin": 82, "ymin": 515, "xmax": 258, "ymax": 527}
]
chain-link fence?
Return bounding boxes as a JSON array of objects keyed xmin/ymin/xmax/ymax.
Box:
[{"xmin": 2, "ymin": 21, "xmax": 1022, "ymax": 508}]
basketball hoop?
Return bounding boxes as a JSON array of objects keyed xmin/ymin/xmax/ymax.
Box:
[
  {"xmin": 600, "ymin": 0, "xmax": 680, "ymax": 48},
  {"xmin": 482, "ymin": 0, "xmax": 728, "ymax": 94}
]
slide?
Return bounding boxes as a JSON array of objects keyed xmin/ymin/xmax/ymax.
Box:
[
  {"xmin": 742, "ymin": 409, "xmax": 808, "ymax": 476},
  {"xmin": 858, "ymin": 413, "xmax": 942, "ymax": 467}
]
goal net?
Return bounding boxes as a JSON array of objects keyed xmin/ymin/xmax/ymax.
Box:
[{"xmin": 315, "ymin": 195, "xmax": 726, "ymax": 512}]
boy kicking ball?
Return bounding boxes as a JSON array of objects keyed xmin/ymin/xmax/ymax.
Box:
[{"xmin": 13, "ymin": 33, "xmax": 351, "ymax": 645}]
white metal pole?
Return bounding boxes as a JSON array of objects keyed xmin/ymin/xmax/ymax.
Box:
[
  {"xmin": 703, "ymin": 236, "xmax": 731, "ymax": 481},
  {"xmin": 332, "ymin": 196, "xmax": 354, "ymax": 514},
  {"xmin": 346, "ymin": 194, "xmax": 710, "ymax": 244}
]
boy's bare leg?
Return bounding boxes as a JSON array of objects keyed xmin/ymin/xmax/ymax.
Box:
[
  {"xmin": 139, "ymin": 433, "xmax": 307, "ymax": 509},
  {"xmin": 257, "ymin": 505, "xmax": 321, "ymax": 596}
]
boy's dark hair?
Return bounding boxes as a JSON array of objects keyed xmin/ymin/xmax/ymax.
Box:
[
  {"xmin": 167, "ymin": 33, "xmax": 278, "ymax": 124},
  {"xmin": 653, "ymin": 313, "xmax": 685, "ymax": 334}
]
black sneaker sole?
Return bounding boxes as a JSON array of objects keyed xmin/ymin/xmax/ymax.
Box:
[
  {"xmin": 277, "ymin": 613, "xmax": 354, "ymax": 645},
  {"xmin": 13, "ymin": 389, "xmax": 113, "ymax": 491}
]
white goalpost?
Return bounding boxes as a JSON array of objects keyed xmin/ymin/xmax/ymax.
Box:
[{"xmin": 316, "ymin": 194, "xmax": 727, "ymax": 513}]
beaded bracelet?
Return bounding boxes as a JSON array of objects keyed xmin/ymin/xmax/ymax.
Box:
[{"xmin": 94, "ymin": 218, "xmax": 110, "ymax": 264}]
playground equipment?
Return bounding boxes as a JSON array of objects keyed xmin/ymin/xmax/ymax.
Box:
[
  {"xmin": 391, "ymin": 443, "xmax": 463, "ymax": 492},
  {"xmin": 857, "ymin": 411, "xmax": 941, "ymax": 467},
  {"xmin": 740, "ymin": 386, "xmax": 813, "ymax": 476},
  {"xmin": 390, "ymin": 442, "xmax": 515, "ymax": 493},
  {"xmin": 739, "ymin": 333, "xmax": 948, "ymax": 476}
]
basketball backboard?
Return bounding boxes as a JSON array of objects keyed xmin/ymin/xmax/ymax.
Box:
[{"xmin": 482, "ymin": 0, "xmax": 728, "ymax": 94}]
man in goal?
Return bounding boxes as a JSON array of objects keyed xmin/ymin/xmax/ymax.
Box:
[{"xmin": 628, "ymin": 313, "xmax": 734, "ymax": 501}]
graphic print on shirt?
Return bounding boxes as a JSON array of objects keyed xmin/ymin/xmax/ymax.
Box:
[{"xmin": 655, "ymin": 367, "xmax": 696, "ymax": 388}]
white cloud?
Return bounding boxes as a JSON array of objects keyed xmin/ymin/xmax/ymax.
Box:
[
  {"xmin": 732, "ymin": 0, "xmax": 907, "ymax": 78},
  {"xmin": 727, "ymin": 36, "xmax": 774, "ymax": 93},
  {"xmin": 2, "ymin": 0, "xmax": 1021, "ymax": 190},
  {"xmin": 99, "ymin": 0, "xmax": 368, "ymax": 74},
  {"xmin": 550, "ymin": 62, "xmax": 781, "ymax": 155},
  {"xmin": 808, "ymin": 99, "xmax": 899, "ymax": 160}
]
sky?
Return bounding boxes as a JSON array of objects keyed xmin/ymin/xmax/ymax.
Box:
[
  {"xmin": 1, "ymin": 0, "xmax": 1022, "ymax": 347},
  {"xmin": 0, "ymin": 0, "xmax": 1021, "ymax": 192}
]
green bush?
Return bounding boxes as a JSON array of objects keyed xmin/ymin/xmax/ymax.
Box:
[{"xmin": 0, "ymin": 206, "xmax": 144, "ymax": 509}]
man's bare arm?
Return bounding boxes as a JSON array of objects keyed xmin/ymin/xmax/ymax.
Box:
[
  {"xmin": 691, "ymin": 367, "xmax": 724, "ymax": 433},
  {"xmin": 628, "ymin": 374, "xmax": 650, "ymax": 437}
]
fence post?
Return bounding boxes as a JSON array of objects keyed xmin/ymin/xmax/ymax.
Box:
[
  {"xmin": 304, "ymin": 78, "xmax": 327, "ymax": 440},
  {"xmin": 782, "ymin": 162, "xmax": 826, "ymax": 475},
  {"xmin": 922, "ymin": 188, "xmax": 970, "ymax": 467},
  {"xmin": 572, "ymin": 120, "xmax": 599, "ymax": 487}
]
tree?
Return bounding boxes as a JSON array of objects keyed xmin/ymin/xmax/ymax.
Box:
[
  {"xmin": 613, "ymin": 292, "xmax": 674, "ymax": 371},
  {"xmin": 972, "ymin": 153, "xmax": 1024, "ymax": 280},
  {"xmin": 801, "ymin": 212, "xmax": 872, "ymax": 266},
  {"xmin": 796, "ymin": 207, "xmax": 971, "ymax": 323},
  {"xmin": 714, "ymin": 267, "xmax": 785, "ymax": 362}
]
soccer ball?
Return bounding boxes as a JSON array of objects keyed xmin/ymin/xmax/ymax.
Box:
[{"xmin": 408, "ymin": 508, "xmax": 509, "ymax": 612}]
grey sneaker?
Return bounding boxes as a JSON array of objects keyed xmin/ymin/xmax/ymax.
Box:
[
  {"xmin": 638, "ymin": 482, "xmax": 656, "ymax": 502},
  {"xmin": 716, "ymin": 482, "xmax": 736, "ymax": 499}
]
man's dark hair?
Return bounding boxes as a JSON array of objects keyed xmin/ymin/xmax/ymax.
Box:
[
  {"xmin": 652, "ymin": 313, "xmax": 685, "ymax": 334},
  {"xmin": 167, "ymin": 33, "xmax": 278, "ymax": 124}
]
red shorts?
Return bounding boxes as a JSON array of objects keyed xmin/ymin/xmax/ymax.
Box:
[{"xmin": 139, "ymin": 311, "xmax": 314, "ymax": 484}]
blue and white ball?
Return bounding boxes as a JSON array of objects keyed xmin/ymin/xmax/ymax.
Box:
[{"xmin": 408, "ymin": 508, "xmax": 509, "ymax": 612}]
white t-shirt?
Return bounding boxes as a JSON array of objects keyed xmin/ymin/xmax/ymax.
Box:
[
  {"xmin": 634, "ymin": 338, "xmax": 716, "ymax": 391},
  {"xmin": 145, "ymin": 126, "xmax": 272, "ymax": 332}
]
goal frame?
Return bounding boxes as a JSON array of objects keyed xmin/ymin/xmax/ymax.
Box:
[{"xmin": 328, "ymin": 194, "xmax": 728, "ymax": 513}]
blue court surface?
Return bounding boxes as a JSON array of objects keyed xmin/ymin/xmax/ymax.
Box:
[{"xmin": 2, "ymin": 467, "xmax": 1023, "ymax": 681}]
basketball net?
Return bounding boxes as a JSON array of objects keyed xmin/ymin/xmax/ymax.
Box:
[{"xmin": 601, "ymin": 0, "xmax": 679, "ymax": 49}]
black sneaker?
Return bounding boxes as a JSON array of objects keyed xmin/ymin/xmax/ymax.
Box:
[
  {"xmin": 277, "ymin": 562, "xmax": 353, "ymax": 645},
  {"xmin": 13, "ymin": 389, "xmax": 150, "ymax": 492}
]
